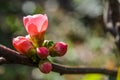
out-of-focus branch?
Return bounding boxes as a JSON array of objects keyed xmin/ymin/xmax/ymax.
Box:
[
  {"xmin": 0, "ymin": 44, "xmax": 117, "ymax": 76},
  {"xmin": 103, "ymin": 0, "xmax": 120, "ymax": 48}
]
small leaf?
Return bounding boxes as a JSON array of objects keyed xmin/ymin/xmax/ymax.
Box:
[
  {"xmin": 43, "ymin": 40, "xmax": 54, "ymax": 48},
  {"xmin": 47, "ymin": 41, "xmax": 54, "ymax": 47}
]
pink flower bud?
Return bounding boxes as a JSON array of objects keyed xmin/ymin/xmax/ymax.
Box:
[
  {"xmin": 37, "ymin": 47, "xmax": 49, "ymax": 59},
  {"xmin": 54, "ymin": 42, "xmax": 67, "ymax": 56},
  {"xmin": 50, "ymin": 42, "xmax": 67, "ymax": 57},
  {"xmin": 39, "ymin": 61, "xmax": 52, "ymax": 74},
  {"xmin": 23, "ymin": 14, "xmax": 48, "ymax": 47},
  {"xmin": 23, "ymin": 14, "xmax": 48, "ymax": 36},
  {"xmin": 12, "ymin": 36, "xmax": 33, "ymax": 55}
]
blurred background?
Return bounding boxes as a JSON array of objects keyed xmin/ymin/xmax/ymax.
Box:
[{"xmin": 0, "ymin": 0, "xmax": 119, "ymax": 80}]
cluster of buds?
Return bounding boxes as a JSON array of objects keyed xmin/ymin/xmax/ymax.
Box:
[{"xmin": 12, "ymin": 14, "xmax": 67, "ymax": 74}]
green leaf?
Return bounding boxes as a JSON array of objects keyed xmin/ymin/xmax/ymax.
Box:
[{"xmin": 43, "ymin": 40, "xmax": 54, "ymax": 48}]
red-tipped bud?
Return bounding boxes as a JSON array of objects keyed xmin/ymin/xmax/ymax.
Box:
[
  {"xmin": 39, "ymin": 61, "xmax": 52, "ymax": 74},
  {"xmin": 54, "ymin": 42, "xmax": 67, "ymax": 56},
  {"xmin": 50, "ymin": 42, "xmax": 67, "ymax": 57},
  {"xmin": 37, "ymin": 47, "xmax": 49, "ymax": 59},
  {"xmin": 12, "ymin": 36, "xmax": 34, "ymax": 55}
]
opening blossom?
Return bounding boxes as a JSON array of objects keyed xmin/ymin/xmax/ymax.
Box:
[
  {"xmin": 23, "ymin": 14, "xmax": 48, "ymax": 47},
  {"xmin": 23, "ymin": 14, "xmax": 48, "ymax": 36}
]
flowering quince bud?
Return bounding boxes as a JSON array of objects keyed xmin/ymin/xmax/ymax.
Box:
[
  {"xmin": 12, "ymin": 36, "xmax": 34, "ymax": 55},
  {"xmin": 23, "ymin": 14, "xmax": 48, "ymax": 47},
  {"xmin": 49, "ymin": 42, "xmax": 67, "ymax": 57},
  {"xmin": 23, "ymin": 14, "xmax": 48, "ymax": 36},
  {"xmin": 37, "ymin": 47, "xmax": 49, "ymax": 59},
  {"xmin": 39, "ymin": 61, "xmax": 52, "ymax": 74}
]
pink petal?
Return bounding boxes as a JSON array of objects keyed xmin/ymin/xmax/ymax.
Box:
[
  {"xmin": 31, "ymin": 14, "xmax": 48, "ymax": 32},
  {"xmin": 40, "ymin": 16, "xmax": 48, "ymax": 32},
  {"xmin": 23, "ymin": 15, "xmax": 31, "ymax": 27},
  {"xmin": 27, "ymin": 23, "xmax": 38, "ymax": 36}
]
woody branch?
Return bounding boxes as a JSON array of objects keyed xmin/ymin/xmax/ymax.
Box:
[{"xmin": 0, "ymin": 44, "xmax": 117, "ymax": 76}]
